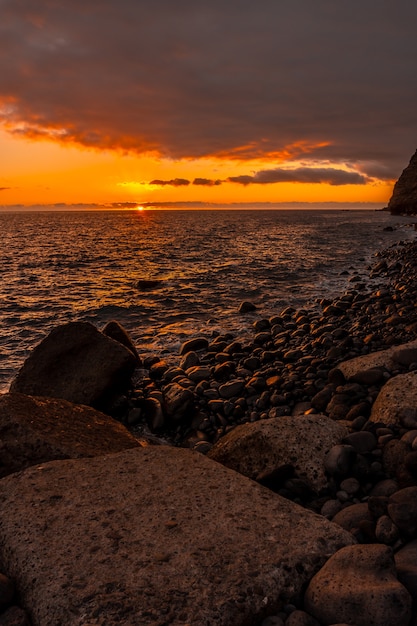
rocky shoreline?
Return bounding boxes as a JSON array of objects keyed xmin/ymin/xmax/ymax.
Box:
[{"xmin": 2, "ymin": 236, "xmax": 417, "ymax": 624}]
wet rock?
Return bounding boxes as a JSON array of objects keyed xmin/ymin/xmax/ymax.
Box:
[
  {"xmin": 311, "ymin": 385, "xmax": 335, "ymax": 412},
  {"xmin": 238, "ymin": 301, "xmax": 257, "ymax": 313},
  {"xmin": 218, "ymin": 380, "xmax": 245, "ymax": 399},
  {"xmin": 102, "ymin": 320, "xmax": 141, "ymax": 363},
  {"xmin": 136, "ymin": 279, "xmax": 162, "ymax": 290},
  {"xmin": 208, "ymin": 414, "xmax": 348, "ymax": 493},
  {"xmin": 179, "ymin": 351, "xmax": 200, "ymax": 370},
  {"xmin": 304, "ymin": 544, "xmax": 412, "ymax": 626},
  {"xmin": 163, "ymin": 383, "xmax": 194, "ymax": 420},
  {"xmin": 0, "ymin": 447, "xmax": 354, "ymax": 626},
  {"xmin": 10, "ymin": 322, "xmax": 137, "ymax": 410},
  {"xmin": 143, "ymin": 397, "xmax": 165, "ymax": 430},
  {"xmin": 179, "ymin": 337, "xmax": 209, "ymax": 355},
  {"xmin": 185, "ymin": 365, "xmax": 211, "ymax": 383},
  {"xmin": 0, "ymin": 392, "xmax": 142, "ymax": 478}
]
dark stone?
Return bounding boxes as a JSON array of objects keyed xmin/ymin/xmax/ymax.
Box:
[
  {"xmin": 179, "ymin": 338, "xmax": 209, "ymax": 355},
  {"xmin": 239, "ymin": 301, "xmax": 257, "ymax": 313},
  {"xmin": 10, "ymin": 322, "xmax": 137, "ymax": 411},
  {"xmin": 342, "ymin": 431, "xmax": 377, "ymax": 454},
  {"xmin": 388, "ymin": 486, "xmax": 417, "ymax": 537},
  {"xmin": 102, "ymin": 320, "xmax": 141, "ymax": 363}
]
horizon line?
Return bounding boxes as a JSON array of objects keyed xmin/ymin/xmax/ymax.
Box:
[{"xmin": 0, "ymin": 200, "xmax": 389, "ymax": 212}]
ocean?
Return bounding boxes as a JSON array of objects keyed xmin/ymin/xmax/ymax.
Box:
[{"xmin": 0, "ymin": 208, "xmax": 415, "ymax": 392}]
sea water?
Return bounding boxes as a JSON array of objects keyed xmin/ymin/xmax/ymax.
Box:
[{"xmin": 0, "ymin": 208, "xmax": 414, "ymax": 391}]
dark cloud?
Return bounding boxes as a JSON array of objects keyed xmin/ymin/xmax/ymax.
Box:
[
  {"xmin": 228, "ymin": 167, "xmax": 368, "ymax": 186},
  {"xmin": 1, "ymin": 1, "xmax": 417, "ymax": 176},
  {"xmin": 149, "ymin": 178, "xmax": 190, "ymax": 186},
  {"xmin": 0, "ymin": 187, "xmax": 10, "ymax": 191},
  {"xmin": 193, "ymin": 178, "xmax": 222, "ymax": 186}
]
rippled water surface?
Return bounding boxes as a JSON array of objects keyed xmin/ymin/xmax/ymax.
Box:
[{"xmin": 0, "ymin": 208, "xmax": 414, "ymax": 391}]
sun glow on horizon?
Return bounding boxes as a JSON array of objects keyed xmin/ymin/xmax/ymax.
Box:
[{"xmin": 0, "ymin": 128, "xmax": 395, "ymax": 207}]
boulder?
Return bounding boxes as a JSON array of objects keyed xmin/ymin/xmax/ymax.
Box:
[
  {"xmin": 335, "ymin": 339, "xmax": 417, "ymax": 381},
  {"xmin": 304, "ymin": 544, "xmax": 412, "ymax": 626},
  {"xmin": 370, "ymin": 370, "xmax": 417, "ymax": 427},
  {"xmin": 388, "ymin": 149, "xmax": 417, "ymax": 215},
  {"xmin": 10, "ymin": 322, "xmax": 137, "ymax": 410},
  {"xmin": 101, "ymin": 320, "xmax": 141, "ymax": 363},
  {"xmin": 0, "ymin": 447, "xmax": 354, "ymax": 626},
  {"xmin": 0, "ymin": 392, "xmax": 142, "ymax": 478},
  {"xmin": 208, "ymin": 414, "xmax": 348, "ymax": 493},
  {"xmin": 394, "ymin": 539, "xmax": 417, "ymax": 598}
]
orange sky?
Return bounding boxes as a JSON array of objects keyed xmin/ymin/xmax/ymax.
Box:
[
  {"xmin": 0, "ymin": 129, "xmax": 395, "ymax": 208},
  {"xmin": 1, "ymin": 1, "xmax": 415, "ymax": 209}
]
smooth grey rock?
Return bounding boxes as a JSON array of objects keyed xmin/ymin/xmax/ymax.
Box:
[
  {"xmin": 304, "ymin": 544, "xmax": 412, "ymax": 626},
  {"xmin": 208, "ymin": 414, "xmax": 348, "ymax": 493},
  {"xmin": 0, "ymin": 392, "xmax": 142, "ymax": 478},
  {"xmin": 0, "ymin": 447, "xmax": 354, "ymax": 626},
  {"xmin": 10, "ymin": 322, "xmax": 137, "ymax": 410}
]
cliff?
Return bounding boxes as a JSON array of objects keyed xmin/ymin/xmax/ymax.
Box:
[{"xmin": 388, "ymin": 149, "xmax": 417, "ymax": 215}]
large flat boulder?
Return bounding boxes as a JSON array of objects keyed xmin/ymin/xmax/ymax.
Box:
[
  {"xmin": 336, "ymin": 339, "xmax": 417, "ymax": 382},
  {"xmin": 10, "ymin": 322, "xmax": 137, "ymax": 410},
  {"xmin": 0, "ymin": 447, "xmax": 354, "ymax": 626},
  {"xmin": 207, "ymin": 414, "xmax": 348, "ymax": 493},
  {"xmin": 0, "ymin": 392, "xmax": 142, "ymax": 478}
]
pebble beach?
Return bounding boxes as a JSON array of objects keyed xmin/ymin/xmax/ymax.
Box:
[{"xmin": 2, "ymin": 235, "xmax": 417, "ymax": 624}]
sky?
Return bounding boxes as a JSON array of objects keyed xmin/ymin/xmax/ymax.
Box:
[{"xmin": 1, "ymin": 0, "xmax": 417, "ymax": 208}]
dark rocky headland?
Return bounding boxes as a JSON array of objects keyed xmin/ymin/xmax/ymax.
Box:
[{"xmin": 388, "ymin": 148, "xmax": 417, "ymax": 216}]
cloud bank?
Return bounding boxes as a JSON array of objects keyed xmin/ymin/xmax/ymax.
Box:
[{"xmin": 1, "ymin": 0, "xmax": 417, "ymax": 179}]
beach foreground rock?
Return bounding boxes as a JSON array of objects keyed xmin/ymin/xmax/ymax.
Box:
[
  {"xmin": 10, "ymin": 321, "xmax": 137, "ymax": 410},
  {"xmin": 207, "ymin": 414, "xmax": 348, "ymax": 493},
  {"xmin": 0, "ymin": 446, "xmax": 354, "ymax": 626},
  {"xmin": 0, "ymin": 392, "xmax": 142, "ymax": 478},
  {"xmin": 304, "ymin": 544, "xmax": 412, "ymax": 626}
]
